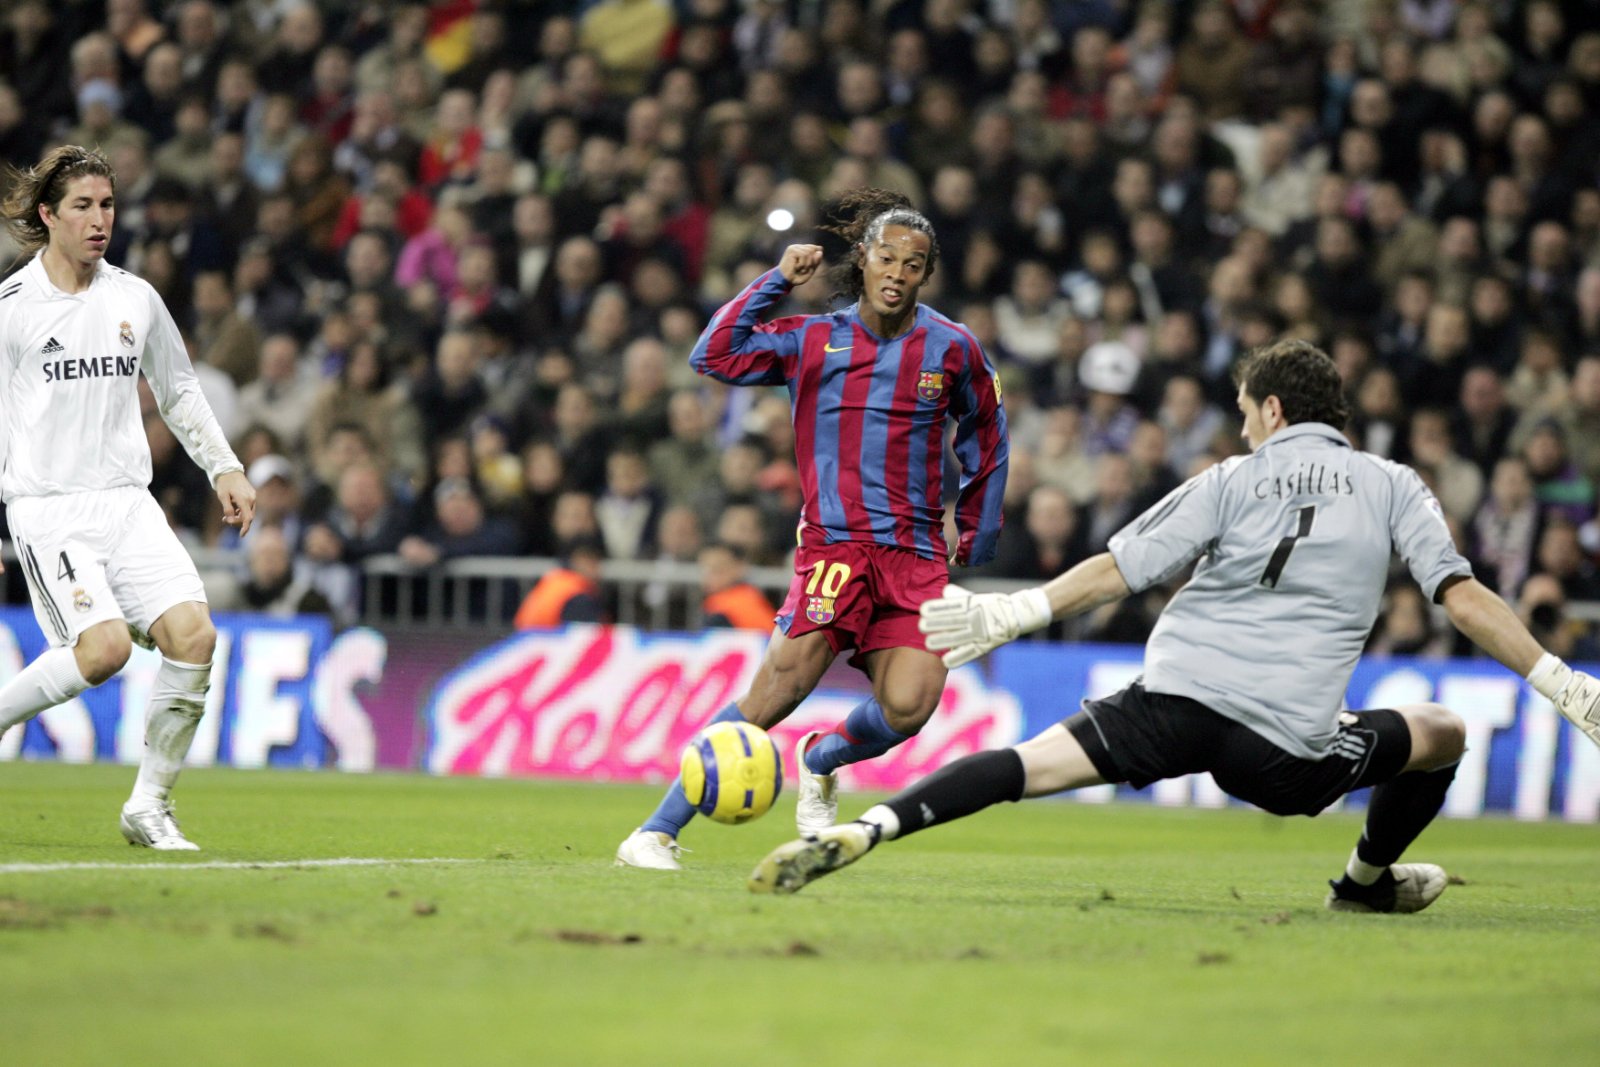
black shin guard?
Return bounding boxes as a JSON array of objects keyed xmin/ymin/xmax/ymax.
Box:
[
  {"xmin": 883, "ymin": 749, "xmax": 1027, "ymax": 839},
  {"xmin": 1355, "ymin": 762, "xmax": 1460, "ymax": 868}
]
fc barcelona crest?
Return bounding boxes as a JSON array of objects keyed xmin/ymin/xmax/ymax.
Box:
[
  {"xmin": 917, "ymin": 371, "xmax": 944, "ymax": 401},
  {"xmin": 119, "ymin": 321, "xmax": 135, "ymax": 348},
  {"xmin": 805, "ymin": 595, "xmax": 836, "ymax": 624}
]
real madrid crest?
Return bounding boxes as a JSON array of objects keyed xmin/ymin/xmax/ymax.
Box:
[
  {"xmin": 119, "ymin": 321, "xmax": 135, "ymax": 348},
  {"xmin": 72, "ymin": 586, "xmax": 94, "ymax": 613}
]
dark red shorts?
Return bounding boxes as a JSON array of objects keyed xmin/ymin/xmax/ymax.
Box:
[{"xmin": 775, "ymin": 542, "xmax": 948, "ymax": 669}]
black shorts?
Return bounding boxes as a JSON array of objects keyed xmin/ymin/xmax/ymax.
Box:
[{"xmin": 1066, "ymin": 682, "xmax": 1412, "ymax": 817}]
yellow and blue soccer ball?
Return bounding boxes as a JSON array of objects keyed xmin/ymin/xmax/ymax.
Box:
[{"xmin": 680, "ymin": 721, "xmax": 784, "ymax": 825}]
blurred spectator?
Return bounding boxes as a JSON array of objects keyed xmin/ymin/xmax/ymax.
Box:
[
  {"xmin": 1518, "ymin": 573, "xmax": 1600, "ymax": 664},
  {"xmin": 994, "ymin": 260, "xmax": 1075, "ymax": 366},
  {"xmin": 514, "ymin": 536, "xmax": 607, "ymax": 629},
  {"xmin": 1080, "ymin": 453, "xmax": 1138, "ymax": 557},
  {"xmin": 1472, "ymin": 456, "xmax": 1542, "ymax": 599},
  {"xmin": 699, "ymin": 542, "xmax": 776, "ymax": 633},
  {"xmin": 1520, "ymin": 419, "xmax": 1595, "ymax": 524},
  {"xmin": 209, "ymin": 525, "xmax": 334, "ymax": 621},
  {"xmin": 1368, "ymin": 582, "xmax": 1452, "ymax": 658},
  {"xmin": 412, "ymin": 329, "xmax": 488, "ymax": 450},
  {"xmin": 303, "ymin": 461, "xmax": 410, "ymax": 572},
  {"xmin": 649, "ymin": 390, "xmax": 719, "ymax": 508},
  {"xmin": 1078, "ymin": 341, "xmax": 1141, "ymax": 457},
  {"xmin": 989, "ymin": 484, "xmax": 1087, "ymax": 581},
  {"xmin": 595, "ymin": 447, "xmax": 662, "ymax": 562},
  {"xmin": 191, "ymin": 271, "xmax": 260, "ymax": 387},
  {"xmin": 1534, "ymin": 518, "xmax": 1600, "ymax": 602},
  {"xmin": 234, "ymin": 333, "xmax": 320, "ymax": 459},
  {"xmin": 549, "ymin": 382, "xmax": 611, "ymax": 495},
  {"xmin": 307, "ymin": 338, "xmax": 427, "ymax": 489},
  {"xmin": 1453, "ymin": 365, "xmax": 1518, "ymax": 478},
  {"xmin": 398, "ymin": 477, "xmax": 521, "ymax": 568},
  {"xmin": 1407, "ymin": 409, "xmax": 1484, "ymax": 525}
]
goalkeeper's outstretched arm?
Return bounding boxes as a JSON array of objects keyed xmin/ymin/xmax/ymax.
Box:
[
  {"xmin": 919, "ymin": 553, "xmax": 1131, "ymax": 668},
  {"xmin": 1441, "ymin": 575, "xmax": 1600, "ymax": 747}
]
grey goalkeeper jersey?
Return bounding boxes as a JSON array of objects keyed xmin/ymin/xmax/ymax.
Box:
[{"xmin": 1108, "ymin": 423, "xmax": 1472, "ymax": 758}]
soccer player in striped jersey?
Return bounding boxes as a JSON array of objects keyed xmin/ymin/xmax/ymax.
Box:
[
  {"xmin": 0, "ymin": 146, "xmax": 256, "ymax": 849},
  {"xmin": 749, "ymin": 340, "xmax": 1600, "ymax": 909},
  {"xmin": 617, "ymin": 190, "xmax": 1008, "ymax": 870}
]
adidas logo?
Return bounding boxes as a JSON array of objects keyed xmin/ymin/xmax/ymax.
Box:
[{"xmin": 40, "ymin": 337, "xmax": 64, "ymax": 354}]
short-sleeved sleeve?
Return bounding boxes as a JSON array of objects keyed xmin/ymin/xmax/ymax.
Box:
[
  {"xmin": 1389, "ymin": 464, "xmax": 1473, "ymax": 601},
  {"xmin": 1108, "ymin": 464, "xmax": 1226, "ymax": 592}
]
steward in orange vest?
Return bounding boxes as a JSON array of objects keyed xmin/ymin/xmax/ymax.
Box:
[
  {"xmin": 514, "ymin": 537, "xmax": 607, "ymax": 629},
  {"xmin": 699, "ymin": 542, "xmax": 775, "ymax": 633}
]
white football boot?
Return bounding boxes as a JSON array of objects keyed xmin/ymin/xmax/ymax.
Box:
[
  {"xmin": 119, "ymin": 803, "xmax": 201, "ymax": 851},
  {"xmin": 1324, "ymin": 863, "xmax": 1448, "ymax": 913},
  {"xmin": 614, "ymin": 829, "xmax": 686, "ymax": 870},
  {"xmin": 748, "ymin": 822, "xmax": 877, "ymax": 894},
  {"xmin": 793, "ymin": 731, "xmax": 838, "ymax": 836}
]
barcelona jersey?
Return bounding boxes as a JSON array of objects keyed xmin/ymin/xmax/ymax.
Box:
[{"xmin": 691, "ymin": 269, "xmax": 1008, "ymax": 566}]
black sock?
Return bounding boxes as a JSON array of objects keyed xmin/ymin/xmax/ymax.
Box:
[
  {"xmin": 1355, "ymin": 762, "xmax": 1460, "ymax": 869},
  {"xmin": 882, "ymin": 749, "xmax": 1026, "ymax": 840}
]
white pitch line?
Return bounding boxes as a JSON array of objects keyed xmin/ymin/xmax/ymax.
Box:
[{"xmin": 0, "ymin": 857, "xmax": 479, "ymax": 874}]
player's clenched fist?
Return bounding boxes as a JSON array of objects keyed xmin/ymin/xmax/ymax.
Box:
[{"xmin": 778, "ymin": 244, "xmax": 824, "ymax": 286}]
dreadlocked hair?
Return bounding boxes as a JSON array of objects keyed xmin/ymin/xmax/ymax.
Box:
[
  {"xmin": 0, "ymin": 145, "xmax": 117, "ymax": 255},
  {"xmin": 820, "ymin": 187, "xmax": 939, "ymax": 300}
]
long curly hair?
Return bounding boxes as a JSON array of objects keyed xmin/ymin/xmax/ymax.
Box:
[
  {"xmin": 0, "ymin": 145, "xmax": 117, "ymax": 255},
  {"xmin": 819, "ymin": 188, "xmax": 940, "ymax": 301}
]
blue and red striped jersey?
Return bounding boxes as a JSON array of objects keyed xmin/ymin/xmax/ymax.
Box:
[{"xmin": 691, "ymin": 268, "xmax": 1009, "ymax": 566}]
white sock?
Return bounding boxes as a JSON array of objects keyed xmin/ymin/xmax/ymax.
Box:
[
  {"xmin": 129, "ymin": 658, "xmax": 211, "ymax": 810},
  {"xmin": 1344, "ymin": 848, "xmax": 1388, "ymax": 886},
  {"xmin": 858, "ymin": 803, "xmax": 901, "ymax": 841},
  {"xmin": 0, "ymin": 645, "xmax": 91, "ymax": 733}
]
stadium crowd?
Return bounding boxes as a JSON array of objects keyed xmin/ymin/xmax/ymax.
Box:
[{"xmin": 2, "ymin": 0, "xmax": 1599, "ymax": 655}]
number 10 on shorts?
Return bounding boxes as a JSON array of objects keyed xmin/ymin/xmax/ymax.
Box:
[{"xmin": 804, "ymin": 560, "xmax": 852, "ymax": 625}]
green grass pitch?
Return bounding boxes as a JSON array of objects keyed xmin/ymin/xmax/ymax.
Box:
[{"xmin": 3, "ymin": 762, "xmax": 1597, "ymax": 1067}]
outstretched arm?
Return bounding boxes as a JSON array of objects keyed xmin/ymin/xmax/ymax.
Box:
[
  {"xmin": 920, "ymin": 553, "xmax": 1131, "ymax": 668},
  {"xmin": 1442, "ymin": 576, "xmax": 1600, "ymax": 747},
  {"xmin": 689, "ymin": 245, "xmax": 819, "ymax": 386}
]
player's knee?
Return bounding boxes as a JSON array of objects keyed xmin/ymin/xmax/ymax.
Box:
[
  {"xmin": 879, "ymin": 686, "xmax": 942, "ymax": 735},
  {"xmin": 75, "ymin": 627, "xmax": 132, "ymax": 685},
  {"xmin": 175, "ymin": 620, "xmax": 218, "ymax": 665},
  {"xmin": 1410, "ymin": 702, "xmax": 1466, "ymax": 767}
]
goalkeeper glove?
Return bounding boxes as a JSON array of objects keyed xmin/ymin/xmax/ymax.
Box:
[
  {"xmin": 918, "ymin": 584, "xmax": 1054, "ymax": 669},
  {"xmin": 1527, "ymin": 653, "xmax": 1600, "ymax": 749}
]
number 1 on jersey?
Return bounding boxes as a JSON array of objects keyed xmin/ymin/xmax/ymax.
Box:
[{"xmin": 1260, "ymin": 505, "xmax": 1316, "ymax": 589}]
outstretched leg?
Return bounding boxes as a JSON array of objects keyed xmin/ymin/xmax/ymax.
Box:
[
  {"xmin": 617, "ymin": 630, "xmax": 835, "ymax": 869},
  {"xmin": 750, "ymin": 723, "xmax": 1105, "ymax": 893},
  {"xmin": 1327, "ymin": 703, "xmax": 1466, "ymax": 914}
]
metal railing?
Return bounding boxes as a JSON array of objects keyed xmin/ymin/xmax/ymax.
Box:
[{"xmin": 8, "ymin": 545, "xmax": 1600, "ymax": 635}]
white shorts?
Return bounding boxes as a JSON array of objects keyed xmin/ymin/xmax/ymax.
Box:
[{"xmin": 6, "ymin": 486, "xmax": 207, "ymax": 648}]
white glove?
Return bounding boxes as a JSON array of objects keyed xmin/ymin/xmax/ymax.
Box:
[
  {"xmin": 918, "ymin": 584, "xmax": 1054, "ymax": 669},
  {"xmin": 1528, "ymin": 654, "xmax": 1600, "ymax": 748}
]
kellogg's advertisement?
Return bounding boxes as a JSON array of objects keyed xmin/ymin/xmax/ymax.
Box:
[{"xmin": 2, "ymin": 609, "xmax": 1597, "ymax": 822}]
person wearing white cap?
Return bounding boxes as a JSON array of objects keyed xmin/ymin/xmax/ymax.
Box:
[
  {"xmin": 1079, "ymin": 339, "xmax": 1142, "ymax": 456},
  {"xmin": 0, "ymin": 145, "xmax": 254, "ymax": 850}
]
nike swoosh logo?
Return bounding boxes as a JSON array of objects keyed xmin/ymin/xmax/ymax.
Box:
[{"xmin": 823, "ymin": 343, "xmax": 851, "ymax": 353}]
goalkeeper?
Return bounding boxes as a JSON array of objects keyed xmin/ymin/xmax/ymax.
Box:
[{"xmin": 751, "ymin": 340, "xmax": 1600, "ymax": 911}]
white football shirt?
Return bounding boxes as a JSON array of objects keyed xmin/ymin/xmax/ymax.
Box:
[{"xmin": 0, "ymin": 253, "xmax": 242, "ymax": 501}]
